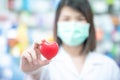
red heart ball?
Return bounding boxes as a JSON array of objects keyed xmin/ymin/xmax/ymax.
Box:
[{"xmin": 40, "ymin": 40, "xmax": 59, "ymax": 60}]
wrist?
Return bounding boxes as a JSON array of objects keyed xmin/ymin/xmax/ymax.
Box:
[{"xmin": 26, "ymin": 68, "xmax": 41, "ymax": 80}]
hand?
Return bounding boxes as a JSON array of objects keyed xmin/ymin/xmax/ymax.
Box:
[{"xmin": 20, "ymin": 42, "xmax": 51, "ymax": 74}]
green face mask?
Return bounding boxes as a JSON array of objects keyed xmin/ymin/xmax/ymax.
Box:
[{"xmin": 57, "ymin": 22, "xmax": 90, "ymax": 46}]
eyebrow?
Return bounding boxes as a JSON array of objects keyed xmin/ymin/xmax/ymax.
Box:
[{"xmin": 61, "ymin": 15, "xmax": 85, "ymax": 18}]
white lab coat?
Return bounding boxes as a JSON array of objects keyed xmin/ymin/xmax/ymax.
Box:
[{"xmin": 27, "ymin": 47, "xmax": 120, "ymax": 80}]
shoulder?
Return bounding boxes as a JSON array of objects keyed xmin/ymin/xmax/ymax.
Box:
[
  {"xmin": 81, "ymin": 52, "xmax": 120, "ymax": 80},
  {"xmin": 85, "ymin": 52, "xmax": 120, "ymax": 79},
  {"xmin": 87, "ymin": 52, "xmax": 118, "ymax": 66},
  {"xmin": 87, "ymin": 52, "xmax": 120, "ymax": 73}
]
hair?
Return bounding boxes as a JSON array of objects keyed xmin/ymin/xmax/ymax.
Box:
[{"xmin": 53, "ymin": 0, "xmax": 96, "ymax": 54}]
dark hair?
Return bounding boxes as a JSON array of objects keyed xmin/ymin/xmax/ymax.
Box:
[{"xmin": 54, "ymin": 0, "xmax": 96, "ymax": 54}]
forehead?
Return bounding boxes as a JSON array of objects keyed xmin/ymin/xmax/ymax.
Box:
[{"xmin": 59, "ymin": 6, "xmax": 84, "ymax": 17}]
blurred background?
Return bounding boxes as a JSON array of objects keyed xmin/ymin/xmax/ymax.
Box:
[{"xmin": 0, "ymin": 0, "xmax": 120, "ymax": 80}]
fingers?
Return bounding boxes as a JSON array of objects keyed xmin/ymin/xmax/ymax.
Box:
[
  {"xmin": 21, "ymin": 40, "xmax": 51, "ymax": 66},
  {"xmin": 33, "ymin": 40, "xmax": 45, "ymax": 60},
  {"xmin": 29, "ymin": 46, "xmax": 37, "ymax": 58},
  {"xmin": 38, "ymin": 60, "xmax": 51, "ymax": 67},
  {"xmin": 22, "ymin": 50, "xmax": 51, "ymax": 66},
  {"xmin": 33, "ymin": 39, "xmax": 43, "ymax": 45},
  {"xmin": 21, "ymin": 47, "xmax": 38, "ymax": 65},
  {"xmin": 21, "ymin": 42, "xmax": 42, "ymax": 65},
  {"xmin": 33, "ymin": 43, "xmax": 41, "ymax": 60},
  {"xmin": 22, "ymin": 51, "xmax": 32, "ymax": 63},
  {"xmin": 21, "ymin": 50, "xmax": 51, "ymax": 73}
]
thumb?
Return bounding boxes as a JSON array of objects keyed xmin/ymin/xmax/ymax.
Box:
[{"xmin": 38, "ymin": 60, "xmax": 51, "ymax": 67}]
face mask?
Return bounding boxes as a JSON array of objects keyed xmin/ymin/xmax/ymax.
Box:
[{"xmin": 57, "ymin": 22, "xmax": 90, "ymax": 46}]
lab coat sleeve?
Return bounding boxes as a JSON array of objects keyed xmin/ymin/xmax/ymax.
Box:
[
  {"xmin": 40, "ymin": 65, "xmax": 50, "ymax": 80},
  {"xmin": 110, "ymin": 62, "xmax": 120, "ymax": 80},
  {"xmin": 83, "ymin": 61, "xmax": 120, "ymax": 80},
  {"xmin": 25, "ymin": 65, "xmax": 50, "ymax": 80}
]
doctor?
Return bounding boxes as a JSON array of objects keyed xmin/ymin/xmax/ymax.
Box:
[{"xmin": 20, "ymin": 0, "xmax": 120, "ymax": 80}]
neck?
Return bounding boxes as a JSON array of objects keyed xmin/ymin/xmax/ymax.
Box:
[{"xmin": 62, "ymin": 44, "xmax": 84, "ymax": 57}]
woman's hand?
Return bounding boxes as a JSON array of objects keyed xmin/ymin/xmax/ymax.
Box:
[{"xmin": 20, "ymin": 42, "xmax": 51, "ymax": 75}]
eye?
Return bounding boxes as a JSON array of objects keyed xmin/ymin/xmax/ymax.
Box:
[
  {"xmin": 77, "ymin": 17, "xmax": 86, "ymax": 21},
  {"xmin": 61, "ymin": 17, "xmax": 70, "ymax": 21}
]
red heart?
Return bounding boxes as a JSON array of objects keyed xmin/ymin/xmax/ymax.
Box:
[{"xmin": 40, "ymin": 40, "xmax": 59, "ymax": 60}]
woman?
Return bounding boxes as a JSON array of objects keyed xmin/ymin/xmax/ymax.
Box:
[{"xmin": 20, "ymin": 0, "xmax": 120, "ymax": 80}]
